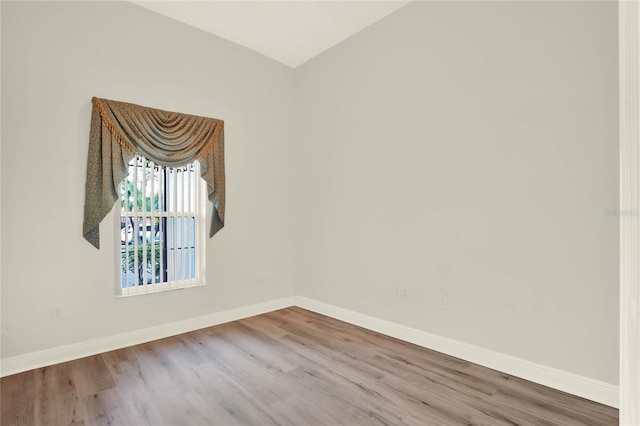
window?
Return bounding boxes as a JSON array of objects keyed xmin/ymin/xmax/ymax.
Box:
[{"xmin": 117, "ymin": 155, "xmax": 206, "ymax": 296}]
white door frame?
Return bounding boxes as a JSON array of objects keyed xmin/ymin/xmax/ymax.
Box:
[{"xmin": 619, "ymin": 1, "xmax": 640, "ymax": 424}]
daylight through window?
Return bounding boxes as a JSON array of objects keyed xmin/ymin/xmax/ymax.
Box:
[{"xmin": 117, "ymin": 156, "xmax": 206, "ymax": 296}]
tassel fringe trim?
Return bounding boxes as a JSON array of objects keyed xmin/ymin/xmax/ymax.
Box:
[{"xmin": 92, "ymin": 97, "xmax": 223, "ymax": 162}]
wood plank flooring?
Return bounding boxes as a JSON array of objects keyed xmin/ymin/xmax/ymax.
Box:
[{"xmin": 0, "ymin": 307, "xmax": 618, "ymax": 425}]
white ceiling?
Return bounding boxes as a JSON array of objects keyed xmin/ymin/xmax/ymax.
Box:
[{"xmin": 132, "ymin": 1, "xmax": 411, "ymax": 68}]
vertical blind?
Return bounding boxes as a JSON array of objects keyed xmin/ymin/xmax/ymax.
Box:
[{"xmin": 118, "ymin": 156, "xmax": 206, "ymax": 296}]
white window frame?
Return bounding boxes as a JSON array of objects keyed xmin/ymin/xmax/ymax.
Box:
[{"xmin": 114, "ymin": 156, "xmax": 207, "ymax": 297}]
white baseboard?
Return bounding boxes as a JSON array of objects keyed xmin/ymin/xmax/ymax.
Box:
[
  {"xmin": 0, "ymin": 295, "xmax": 619, "ymax": 409},
  {"xmin": 0, "ymin": 297, "xmax": 295, "ymax": 378},
  {"xmin": 294, "ymin": 296, "xmax": 619, "ymax": 409}
]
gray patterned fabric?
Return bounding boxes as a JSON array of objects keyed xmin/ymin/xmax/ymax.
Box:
[{"xmin": 83, "ymin": 97, "xmax": 225, "ymax": 248}]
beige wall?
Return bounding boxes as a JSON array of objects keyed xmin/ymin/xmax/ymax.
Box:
[
  {"xmin": 1, "ymin": 1, "xmax": 296, "ymax": 359},
  {"xmin": 1, "ymin": 0, "xmax": 619, "ymax": 387},
  {"xmin": 294, "ymin": 1, "xmax": 619, "ymax": 384}
]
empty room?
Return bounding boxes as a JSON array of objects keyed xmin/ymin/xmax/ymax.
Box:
[{"xmin": 1, "ymin": 0, "xmax": 639, "ymax": 425}]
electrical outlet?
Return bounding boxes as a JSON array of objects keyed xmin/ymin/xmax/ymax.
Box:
[
  {"xmin": 395, "ymin": 287, "xmax": 400, "ymax": 299},
  {"xmin": 51, "ymin": 306, "xmax": 62, "ymax": 321},
  {"xmin": 439, "ymin": 294, "xmax": 447, "ymax": 310},
  {"xmin": 403, "ymin": 289, "xmax": 408, "ymax": 300}
]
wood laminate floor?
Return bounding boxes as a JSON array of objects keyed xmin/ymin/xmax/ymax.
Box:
[{"xmin": 0, "ymin": 307, "xmax": 618, "ymax": 426}]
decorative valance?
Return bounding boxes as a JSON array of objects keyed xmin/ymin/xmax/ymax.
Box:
[{"xmin": 83, "ymin": 97, "xmax": 225, "ymax": 248}]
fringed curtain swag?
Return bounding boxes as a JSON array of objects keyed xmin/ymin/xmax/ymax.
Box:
[{"xmin": 83, "ymin": 97, "xmax": 225, "ymax": 248}]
